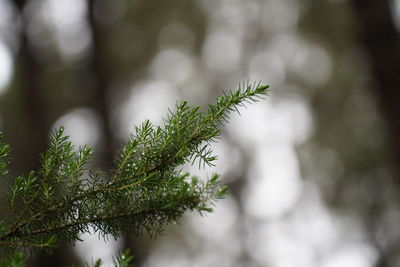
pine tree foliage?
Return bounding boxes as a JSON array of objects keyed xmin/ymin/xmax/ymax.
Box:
[{"xmin": 0, "ymin": 83, "xmax": 268, "ymax": 264}]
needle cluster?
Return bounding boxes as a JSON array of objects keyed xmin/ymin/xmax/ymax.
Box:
[{"xmin": 0, "ymin": 82, "xmax": 268, "ymax": 264}]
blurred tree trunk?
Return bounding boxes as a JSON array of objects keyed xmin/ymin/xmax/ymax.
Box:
[
  {"xmin": 350, "ymin": 0, "xmax": 400, "ymax": 168},
  {"xmin": 2, "ymin": 0, "xmax": 81, "ymax": 266},
  {"xmin": 87, "ymin": 0, "xmax": 116, "ymax": 168},
  {"xmin": 4, "ymin": 0, "xmax": 48, "ymax": 175},
  {"xmin": 86, "ymin": 0, "xmax": 147, "ymax": 265},
  {"xmin": 350, "ymin": 0, "xmax": 400, "ymax": 266}
]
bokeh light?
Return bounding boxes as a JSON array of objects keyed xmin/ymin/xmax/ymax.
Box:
[{"xmin": 0, "ymin": 0, "xmax": 396, "ymax": 266}]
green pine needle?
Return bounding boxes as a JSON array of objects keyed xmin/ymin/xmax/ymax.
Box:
[{"xmin": 0, "ymin": 82, "xmax": 268, "ymax": 256}]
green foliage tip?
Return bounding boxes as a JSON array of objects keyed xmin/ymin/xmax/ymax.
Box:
[{"xmin": 0, "ymin": 82, "xmax": 268, "ymax": 259}]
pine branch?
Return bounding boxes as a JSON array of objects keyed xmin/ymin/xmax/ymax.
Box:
[
  {"xmin": 0, "ymin": 249, "xmax": 135, "ymax": 267},
  {"xmin": 0, "ymin": 82, "xmax": 269, "ymax": 255},
  {"xmin": 0, "ymin": 133, "xmax": 10, "ymax": 177}
]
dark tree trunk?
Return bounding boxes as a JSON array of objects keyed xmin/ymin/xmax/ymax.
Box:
[
  {"xmin": 4, "ymin": 0, "xmax": 48, "ymax": 175},
  {"xmin": 87, "ymin": 0, "xmax": 116, "ymax": 168},
  {"xmin": 4, "ymin": 0, "xmax": 81, "ymax": 266},
  {"xmin": 349, "ymin": 1, "xmax": 400, "ymax": 266},
  {"xmin": 350, "ymin": 0, "xmax": 400, "ymax": 168},
  {"xmin": 86, "ymin": 0, "xmax": 147, "ymax": 265}
]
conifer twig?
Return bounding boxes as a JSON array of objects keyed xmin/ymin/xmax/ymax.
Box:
[{"xmin": 0, "ymin": 82, "xmax": 269, "ymax": 256}]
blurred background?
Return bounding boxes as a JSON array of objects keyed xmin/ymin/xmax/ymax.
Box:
[{"xmin": 0, "ymin": 0, "xmax": 400, "ymax": 266}]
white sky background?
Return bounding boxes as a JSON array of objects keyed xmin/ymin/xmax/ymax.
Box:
[
  {"xmin": 0, "ymin": 0, "xmax": 385, "ymax": 266},
  {"xmin": 0, "ymin": 42, "xmax": 12, "ymax": 95},
  {"xmin": 0, "ymin": 0, "xmax": 13, "ymax": 96}
]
